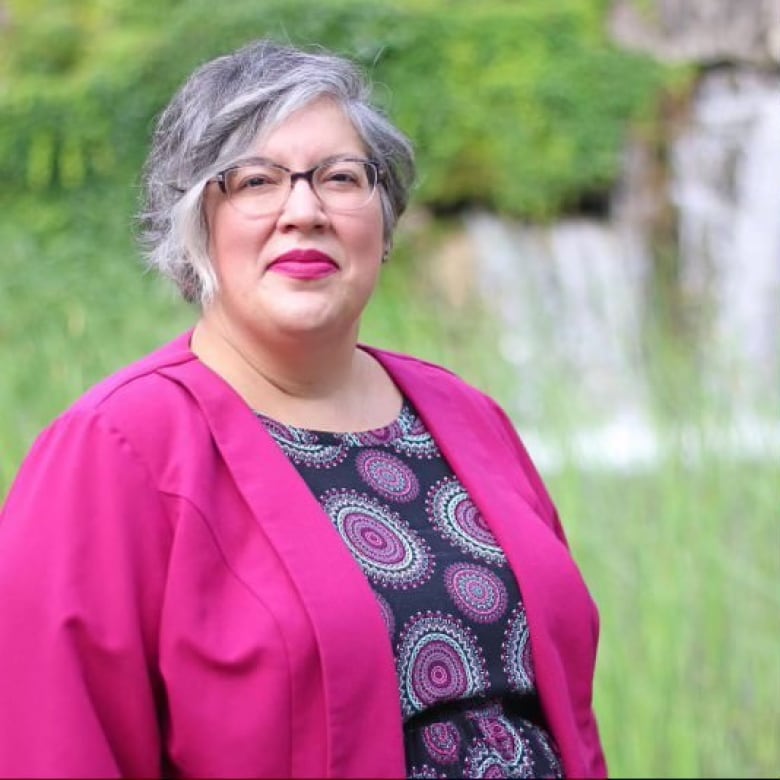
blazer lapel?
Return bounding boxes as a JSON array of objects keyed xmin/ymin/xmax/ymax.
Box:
[
  {"xmin": 162, "ymin": 354, "xmax": 406, "ymax": 778},
  {"xmin": 370, "ymin": 348, "xmax": 586, "ymax": 776}
]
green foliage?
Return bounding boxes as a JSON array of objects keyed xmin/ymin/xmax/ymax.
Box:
[{"xmin": 0, "ymin": 0, "xmax": 670, "ymax": 218}]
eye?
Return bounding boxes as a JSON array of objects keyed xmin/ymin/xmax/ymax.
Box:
[
  {"xmin": 231, "ymin": 166, "xmax": 284, "ymax": 192},
  {"xmin": 319, "ymin": 162, "xmax": 367, "ymax": 188}
]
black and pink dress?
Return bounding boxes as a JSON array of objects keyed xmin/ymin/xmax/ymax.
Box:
[{"xmin": 257, "ymin": 399, "xmax": 564, "ymax": 779}]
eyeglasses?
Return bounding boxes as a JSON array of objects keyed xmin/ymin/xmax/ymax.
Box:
[{"xmin": 211, "ymin": 156, "xmax": 385, "ymax": 217}]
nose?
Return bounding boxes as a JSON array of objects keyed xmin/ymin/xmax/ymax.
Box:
[{"xmin": 276, "ymin": 177, "xmax": 328, "ymax": 231}]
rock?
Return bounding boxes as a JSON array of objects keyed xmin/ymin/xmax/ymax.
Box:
[{"xmin": 608, "ymin": 0, "xmax": 780, "ymax": 66}]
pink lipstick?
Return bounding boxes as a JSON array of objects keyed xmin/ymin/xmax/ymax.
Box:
[{"xmin": 268, "ymin": 249, "xmax": 338, "ymax": 280}]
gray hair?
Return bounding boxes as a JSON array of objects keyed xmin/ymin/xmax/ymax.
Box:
[{"xmin": 137, "ymin": 39, "xmax": 416, "ymax": 304}]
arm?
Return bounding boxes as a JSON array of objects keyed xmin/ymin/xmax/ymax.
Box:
[{"xmin": 0, "ymin": 409, "xmax": 172, "ymax": 778}]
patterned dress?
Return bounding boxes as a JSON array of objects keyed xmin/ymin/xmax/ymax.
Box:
[{"xmin": 256, "ymin": 398, "xmax": 564, "ymax": 779}]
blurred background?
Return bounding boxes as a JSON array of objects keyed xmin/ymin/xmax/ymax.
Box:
[{"xmin": 1, "ymin": 0, "xmax": 778, "ymax": 776}]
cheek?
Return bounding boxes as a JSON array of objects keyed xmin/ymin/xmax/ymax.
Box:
[
  {"xmin": 209, "ymin": 212, "xmax": 270, "ymax": 279},
  {"xmin": 351, "ymin": 207, "xmax": 385, "ymax": 259}
]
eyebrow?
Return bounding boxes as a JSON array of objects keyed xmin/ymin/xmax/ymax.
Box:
[{"xmin": 223, "ymin": 154, "xmax": 368, "ymax": 171}]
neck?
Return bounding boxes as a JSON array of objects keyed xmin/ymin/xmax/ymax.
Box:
[
  {"xmin": 190, "ymin": 311, "xmax": 399, "ymax": 431},
  {"xmin": 193, "ymin": 310, "xmax": 359, "ymax": 398}
]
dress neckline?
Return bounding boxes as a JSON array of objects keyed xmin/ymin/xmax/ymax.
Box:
[{"xmin": 254, "ymin": 398, "xmax": 415, "ymax": 446}]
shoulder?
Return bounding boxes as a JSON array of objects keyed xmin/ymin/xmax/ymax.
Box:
[
  {"xmin": 23, "ymin": 331, "xmax": 223, "ymax": 482},
  {"xmin": 366, "ymin": 344, "xmax": 561, "ymax": 527},
  {"xmin": 365, "ymin": 344, "xmax": 510, "ymax": 422},
  {"xmin": 364, "ymin": 345, "xmax": 485, "ymax": 396},
  {"xmin": 71, "ymin": 331, "xmax": 196, "ymax": 416}
]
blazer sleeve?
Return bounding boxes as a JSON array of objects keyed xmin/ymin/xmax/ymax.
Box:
[{"xmin": 0, "ymin": 409, "xmax": 172, "ymax": 778}]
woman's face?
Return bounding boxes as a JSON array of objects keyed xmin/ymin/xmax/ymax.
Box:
[{"xmin": 202, "ymin": 98, "xmax": 386, "ymax": 347}]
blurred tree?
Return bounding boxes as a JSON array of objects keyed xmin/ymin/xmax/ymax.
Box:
[{"xmin": 0, "ymin": 0, "xmax": 672, "ymax": 218}]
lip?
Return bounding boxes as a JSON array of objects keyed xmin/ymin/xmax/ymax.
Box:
[{"xmin": 268, "ymin": 249, "xmax": 339, "ymax": 280}]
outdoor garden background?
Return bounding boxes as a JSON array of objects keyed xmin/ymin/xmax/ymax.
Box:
[{"xmin": 1, "ymin": 1, "xmax": 778, "ymax": 777}]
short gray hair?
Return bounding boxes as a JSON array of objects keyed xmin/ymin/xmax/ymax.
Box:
[{"xmin": 138, "ymin": 39, "xmax": 416, "ymax": 304}]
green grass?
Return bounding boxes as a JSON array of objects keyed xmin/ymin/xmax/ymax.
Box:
[
  {"xmin": 1, "ymin": 189, "xmax": 777, "ymax": 778},
  {"xmin": 549, "ymin": 455, "xmax": 779, "ymax": 778}
]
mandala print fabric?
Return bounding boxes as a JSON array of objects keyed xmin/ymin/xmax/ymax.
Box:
[{"xmin": 257, "ymin": 401, "xmax": 564, "ymax": 779}]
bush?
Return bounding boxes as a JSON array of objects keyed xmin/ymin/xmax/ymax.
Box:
[{"xmin": 0, "ymin": 0, "xmax": 670, "ymax": 218}]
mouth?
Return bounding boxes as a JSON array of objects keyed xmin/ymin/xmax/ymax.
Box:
[{"xmin": 267, "ymin": 249, "xmax": 339, "ymax": 280}]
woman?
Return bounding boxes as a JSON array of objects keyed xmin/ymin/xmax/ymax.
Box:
[{"xmin": 0, "ymin": 40, "xmax": 608, "ymax": 778}]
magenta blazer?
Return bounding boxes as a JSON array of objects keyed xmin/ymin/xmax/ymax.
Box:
[{"xmin": 0, "ymin": 331, "xmax": 607, "ymax": 778}]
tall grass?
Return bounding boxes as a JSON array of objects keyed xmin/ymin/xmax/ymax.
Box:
[
  {"xmin": 1, "ymin": 189, "xmax": 777, "ymax": 778},
  {"xmin": 549, "ymin": 454, "xmax": 779, "ymax": 778}
]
